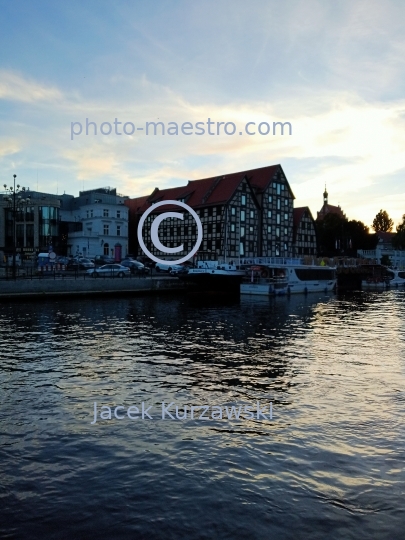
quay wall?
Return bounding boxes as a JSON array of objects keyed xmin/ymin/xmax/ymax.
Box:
[{"xmin": 0, "ymin": 277, "xmax": 186, "ymax": 301}]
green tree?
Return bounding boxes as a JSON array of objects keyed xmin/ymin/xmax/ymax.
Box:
[
  {"xmin": 392, "ymin": 214, "xmax": 405, "ymax": 249},
  {"xmin": 372, "ymin": 209, "xmax": 393, "ymax": 232}
]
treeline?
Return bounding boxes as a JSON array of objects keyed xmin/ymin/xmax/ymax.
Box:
[{"xmin": 316, "ymin": 210, "xmax": 405, "ymax": 256}]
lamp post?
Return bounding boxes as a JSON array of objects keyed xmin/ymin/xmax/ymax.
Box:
[{"xmin": 3, "ymin": 174, "xmax": 30, "ymax": 280}]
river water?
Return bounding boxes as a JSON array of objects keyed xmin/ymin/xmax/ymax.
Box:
[{"xmin": 1, "ymin": 291, "xmax": 404, "ymax": 539}]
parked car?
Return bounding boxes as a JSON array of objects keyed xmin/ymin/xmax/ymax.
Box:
[
  {"xmin": 94, "ymin": 255, "xmax": 115, "ymax": 266},
  {"xmin": 56, "ymin": 256, "xmax": 71, "ymax": 266},
  {"xmin": 169, "ymin": 262, "xmax": 194, "ymax": 275},
  {"xmin": 120, "ymin": 259, "xmax": 150, "ymax": 275},
  {"xmin": 87, "ymin": 264, "xmax": 130, "ymax": 277},
  {"xmin": 67, "ymin": 258, "xmax": 95, "ymax": 270},
  {"xmin": 154, "ymin": 262, "xmax": 184, "ymax": 273}
]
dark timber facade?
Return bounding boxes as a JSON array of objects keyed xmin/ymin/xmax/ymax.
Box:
[{"xmin": 126, "ymin": 165, "xmax": 296, "ymax": 261}]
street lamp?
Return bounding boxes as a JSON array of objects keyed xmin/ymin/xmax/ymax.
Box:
[{"xmin": 3, "ymin": 174, "xmax": 30, "ymax": 280}]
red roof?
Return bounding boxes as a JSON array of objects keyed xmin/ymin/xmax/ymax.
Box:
[
  {"xmin": 129, "ymin": 164, "xmax": 294, "ymax": 214},
  {"xmin": 317, "ymin": 203, "xmax": 346, "ymax": 220}
]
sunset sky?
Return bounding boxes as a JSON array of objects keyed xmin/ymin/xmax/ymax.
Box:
[{"xmin": 1, "ymin": 0, "xmax": 404, "ymax": 228}]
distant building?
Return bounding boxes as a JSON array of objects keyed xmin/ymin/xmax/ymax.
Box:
[
  {"xmin": 126, "ymin": 164, "xmax": 295, "ymax": 261},
  {"xmin": 358, "ymin": 231, "xmax": 405, "ymax": 268},
  {"xmin": 0, "ymin": 189, "xmax": 62, "ymax": 261},
  {"xmin": 60, "ymin": 187, "xmax": 129, "ymax": 259},
  {"xmin": 293, "ymin": 207, "xmax": 317, "ymax": 256},
  {"xmin": 316, "ymin": 187, "xmax": 346, "ymax": 221}
]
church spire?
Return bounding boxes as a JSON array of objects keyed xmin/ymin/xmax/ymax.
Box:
[{"xmin": 323, "ymin": 184, "xmax": 328, "ymax": 205}]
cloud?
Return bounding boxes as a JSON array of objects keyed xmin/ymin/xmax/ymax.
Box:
[{"xmin": 0, "ymin": 70, "xmax": 63, "ymax": 103}]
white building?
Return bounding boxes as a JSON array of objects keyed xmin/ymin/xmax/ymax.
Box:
[
  {"xmin": 358, "ymin": 232, "xmax": 405, "ymax": 269},
  {"xmin": 60, "ymin": 187, "xmax": 129, "ymax": 259}
]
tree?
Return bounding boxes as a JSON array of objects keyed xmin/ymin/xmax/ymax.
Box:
[
  {"xmin": 372, "ymin": 209, "xmax": 393, "ymax": 232},
  {"xmin": 316, "ymin": 214, "xmax": 377, "ymax": 256},
  {"xmin": 392, "ymin": 214, "xmax": 405, "ymax": 249}
]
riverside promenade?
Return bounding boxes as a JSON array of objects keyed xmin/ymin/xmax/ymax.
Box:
[{"xmin": 0, "ymin": 274, "xmax": 186, "ymax": 301}]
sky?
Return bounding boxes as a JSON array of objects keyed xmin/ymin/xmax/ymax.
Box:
[{"xmin": 1, "ymin": 0, "xmax": 405, "ymax": 228}]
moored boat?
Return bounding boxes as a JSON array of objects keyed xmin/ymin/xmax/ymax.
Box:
[
  {"xmin": 240, "ymin": 257, "xmax": 336, "ymax": 295},
  {"xmin": 177, "ymin": 261, "xmax": 246, "ymax": 292}
]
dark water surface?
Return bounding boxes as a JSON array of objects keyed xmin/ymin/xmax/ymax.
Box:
[{"xmin": 1, "ymin": 291, "xmax": 404, "ymax": 539}]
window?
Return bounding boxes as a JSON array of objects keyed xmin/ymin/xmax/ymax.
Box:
[
  {"xmin": 103, "ymin": 209, "xmax": 109, "ymax": 217},
  {"xmin": 241, "ymin": 210, "xmax": 246, "ymax": 222},
  {"xmin": 284, "ymin": 242, "xmax": 288, "ymax": 251},
  {"xmin": 273, "ymin": 182, "xmax": 277, "ymax": 188},
  {"xmin": 86, "ymin": 210, "xmax": 89, "ymax": 218},
  {"xmin": 284, "ymin": 213, "xmax": 288, "ymax": 220},
  {"xmin": 239, "ymin": 242, "xmax": 245, "ymax": 256},
  {"xmin": 268, "ymin": 210, "xmax": 272, "ymax": 218},
  {"xmin": 249, "ymin": 226, "xmax": 254, "ymax": 233},
  {"xmin": 277, "ymin": 184, "xmax": 281, "ymax": 195},
  {"xmin": 281, "ymin": 184, "xmax": 285, "ymax": 191},
  {"xmin": 231, "ymin": 206, "xmax": 236, "ymax": 216},
  {"xmin": 117, "ymin": 210, "xmax": 121, "ymax": 218},
  {"xmin": 117, "ymin": 225, "xmax": 121, "ymax": 236},
  {"xmin": 250, "ymin": 210, "xmax": 254, "ymax": 218},
  {"xmin": 90, "ymin": 209, "xmax": 93, "ymax": 218},
  {"xmin": 277, "ymin": 199, "xmax": 281, "ymax": 210},
  {"xmin": 285, "ymin": 199, "xmax": 288, "ymax": 206},
  {"xmin": 241, "ymin": 194, "xmax": 246, "ymax": 206},
  {"xmin": 103, "ymin": 224, "xmax": 109, "ymax": 235},
  {"xmin": 277, "ymin": 214, "xmax": 280, "ymax": 224},
  {"xmin": 231, "ymin": 224, "xmax": 235, "ymax": 232},
  {"xmin": 267, "ymin": 225, "xmax": 272, "ymax": 233},
  {"xmin": 268, "ymin": 195, "xmax": 272, "ymax": 203},
  {"xmin": 276, "ymin": 227, "xmax": 280, "ymax": 237},
  {"xmin": 240, "ymin": 226, "xmax": 245, "ymax": 238},
  {"xmin": 284, "ymin": 228, "xmax": 288, "ymax": 235},
  {"xmin": 103, "ymin": 243, "xmax": 109, "ymax": 255}
]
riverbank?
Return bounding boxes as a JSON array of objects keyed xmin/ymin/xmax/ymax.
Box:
[{"xmin": 0, "ymin": 276, "xmax": 186, "ymax": 301}]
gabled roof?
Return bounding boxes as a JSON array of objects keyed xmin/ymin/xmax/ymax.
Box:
[
  {"xmin": 317, "ymin": 203, "xmax": 346, "ymax": 220},
  {"xmin": 293, "ymin": 207, "xmax": 308, "ymax": 228},
  {"xmin": 293, "ymin": 207, "xmax": 315, "ymax": 241},
  {"xmin": 127, "ymin": 164, "xmax": 294, "ymax": 214}
]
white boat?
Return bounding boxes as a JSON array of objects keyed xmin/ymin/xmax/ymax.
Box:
[
  {"xmin": 387, "ymin": 269, "xmax": 405, "ymax": 287},
  {"xmin": 362, "ymin": 268, "xmax": 405, "ymax": 290},
  {"xmin": 239, "ymin": 257, "xmax": 336, "ymax": 296},
  {"xmin": 178, "ymin": 261, "xmax": 246, "ymax": 292}
]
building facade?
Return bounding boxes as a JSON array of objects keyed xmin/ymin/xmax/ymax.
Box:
[
  {"xmin": 126, "ymin": 164, "xmax": 295, "ymax": 262},
  {"xmin": 0, "ymin": 190, "xmax": 62, "ymax": 262},
  {"xmin": 60, "ymin": 187, "xmax": 129, "ymax": 259},
  {"xmin": 293, "ymin": 207, "xmax": 317, "ymax": 256}
]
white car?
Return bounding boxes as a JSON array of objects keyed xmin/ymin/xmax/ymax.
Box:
[
  {"xmin": 154, "ymin": 262, "xmax": 183, "ymax": 273},
  {"xmin": 86, "ymin": 264, "xmax": 130, "ymax": 277}
]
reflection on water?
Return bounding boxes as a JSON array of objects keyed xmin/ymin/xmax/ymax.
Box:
[{"xmin": 1, "ymin": 291, "xmax": 405, "ymax": 539}]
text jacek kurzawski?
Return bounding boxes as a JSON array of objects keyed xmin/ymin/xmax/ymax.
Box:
[{"xmin": 91, "ymin": 401, "xmax": 273, "ymax": 424}]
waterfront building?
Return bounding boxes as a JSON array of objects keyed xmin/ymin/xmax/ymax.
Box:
[
  {"xmin": 59, "ymin": 187, "xmax": 129, "ymax": 259},
  {"xmin": 126, "ymin": 164, "xmax": 295, "ymax": 261},
  {"xmin": 0, "ymin": 189, "xmax": 62, "ymax": 262},
  {"xmin": 316, "ymin": 186, "xmax": 346, "ymax": 221},
  {"xmin": 358, "ymin": 231, "xmax": 405, "ymax": 269},
  {"xmin": 293, "ymin": 207, "xmax": 317, "ymax": 256}
]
